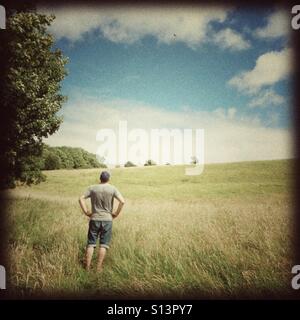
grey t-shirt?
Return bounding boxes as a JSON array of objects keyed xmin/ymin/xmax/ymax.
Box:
[{"xmin": 84, "ymin": 183, "xmax": 122, "ymax": 221}]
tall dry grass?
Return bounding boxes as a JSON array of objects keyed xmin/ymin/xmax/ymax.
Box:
[{"xmin": 5, "ymin": 160, "xmax": 293, "ymax": 298}]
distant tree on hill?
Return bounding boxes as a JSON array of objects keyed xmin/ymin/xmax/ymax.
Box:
[
  {"xmin": 144, "ymin": 159, "xmax": 157, "ymax": 166},
  {"xmin": 124, "ymin": 161, "xmax": 136, "ymax": 167},
  {"xmin": 191, "ymin": 156, "xmax": 199, "ymax": 165},
  {"xmin": 41, "ymin": 145, "xmax": 106, "ymax": 170},
  {"xmin": 70, "ymin": 148, "xmax": 86, "ymax": 169},
  {"xmin": 53, "ymin": 148, "xmax": 70, "ymax": 169},
  {"xmin": 58, "ymin": 146, "xmax": 75, "ymax": 168},
  {"xmin": 44, "ymin": 153, "xmax": 61, "ymax": 170}
]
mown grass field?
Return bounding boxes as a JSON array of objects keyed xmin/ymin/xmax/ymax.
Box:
[{"xmin": 4, "ymin": 160, "xmax": 294, "ymax": 298}]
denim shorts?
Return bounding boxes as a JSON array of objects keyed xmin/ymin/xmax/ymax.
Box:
[{"xmin": 87, "ymin": 220, "xmax": 112, "ymax": 249}]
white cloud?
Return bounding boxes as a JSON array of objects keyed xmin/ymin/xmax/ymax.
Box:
[
  {"xmin": 228, "ymin": 48, "xmax": 292, "ymax": 94},
  {"xmin": 255, "ymin": 9, "xmax": 290, "ymax": 39},
  {"xmin": 39, "ymin": 5, "xmax": 232, "ymax": 48},
  {"xmin": 248, "ymin": 89, "xmax": 286, "ymax": 108},
  {"xmin": 45, "ymin": 98, "xmax": 293, "ymax": 164},
  {"xmin": 213, "ymin": 28, "xmax": 250, "ymax": 50},
  {"xmin": 213, "ymin": 107, "xmax": 237, "ymax": 119}
]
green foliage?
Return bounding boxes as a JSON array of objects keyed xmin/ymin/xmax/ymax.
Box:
[
  {"xmin": 0, "ymin": 12, "xmax": 68, "ymax": 187},
  {"xmin": 41, "ymin": 145, "xmax": 106, "ymax": 170},
  {"xmin": 16, "ymin": 153, "xmax": 46, "ymax": 185},
  {"xmin": 44, "ymin": 153, "xmax": 61, "ymax": 171},
  {"xmin": 124, "ymin": 161, "xmax": 136, "ymax": 167}
]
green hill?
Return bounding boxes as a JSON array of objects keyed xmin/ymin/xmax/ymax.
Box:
[{"xmin": 5, "ymin": 159, "xmax": 293, "ymax": 298}]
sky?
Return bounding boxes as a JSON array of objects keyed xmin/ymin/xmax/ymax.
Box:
[{"xmin": 39, "ymin": 4, "xmax": 294, "ymax": 165}]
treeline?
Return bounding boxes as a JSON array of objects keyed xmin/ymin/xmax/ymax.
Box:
[{"xmin": 42, "ymin": 145, "xmax": 106, "ymax": 170}]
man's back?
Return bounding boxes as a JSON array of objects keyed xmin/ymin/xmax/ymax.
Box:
[{"xmin": 84, "ymin": 183, "xmax": 122, "ymax": 221}]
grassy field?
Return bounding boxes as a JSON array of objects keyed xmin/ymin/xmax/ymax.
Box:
[{"xmin": 4, "ymin": 159, "xmax": 294, "ymax": 298}]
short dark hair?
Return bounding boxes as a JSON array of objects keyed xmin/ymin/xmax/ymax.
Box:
[{"xmin": 100, "ymin": 171, "xmax": 110, "ymax": 183}]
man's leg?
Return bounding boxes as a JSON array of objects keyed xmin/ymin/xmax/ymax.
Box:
[
  {"xmin": 86, "ymin": 220, "xmax": 99, "ymax": 270},
  {"xmin": 96, "ymin": 247, "xmax": 107, "ymax": 272},
  {"xmin": 97, "ymin": 221, "xmax": 112, "ymax": 272},
  {"xmin": 85, "ymin": 246, "xmax": 94, "ymax": 270}
]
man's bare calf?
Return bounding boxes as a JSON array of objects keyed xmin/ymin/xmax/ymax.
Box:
[
  {"xmin": 85, "ymin": 246, "xmax": 94, "ymax": 271},
  {"xmin": 97, "ymin": 247, "xmax": 107, "ymax": 272},
  {"xmin": 85, "ymin": 246, "xmax": 107, "ymax": 272}
]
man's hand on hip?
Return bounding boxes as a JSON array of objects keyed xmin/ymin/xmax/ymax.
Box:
[{"xmin": 85, "ymin": 210, "xmax": 92, "ymax": 217}]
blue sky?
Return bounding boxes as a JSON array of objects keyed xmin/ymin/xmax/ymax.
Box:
[{"xmin": 40, "ymin": 5, "xmax": 293, "ymax": 164}]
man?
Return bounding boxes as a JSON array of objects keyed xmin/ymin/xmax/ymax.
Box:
[{"xmin": 79, "ymin": 171, "xmax": 125, "ymax": 272}]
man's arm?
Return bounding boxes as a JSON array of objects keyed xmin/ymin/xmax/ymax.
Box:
[
  {"xmin": 79, "ymin": 196, "xmax": 92, "ymax": 217},
  {"xmin": 112, "ymin": 194, "xmax": 125, "ymax": 219}
]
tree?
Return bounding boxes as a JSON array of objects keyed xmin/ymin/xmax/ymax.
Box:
[
  {"xmin": 70, "ymin": 148, "xmax": 87, "ymax": 169},
  {"xmin": 44, "ymin": 152, "xmax": 61, "ymax": 170},
  {"xmin": 58, "ymin": 146, "xmax": 75, "ymax": 169},
  {"xmin": 40, "ymin": 145, "xmax": 106, "ymax": 170},
  {"xmin": 124, "ymin": 161, "xmax": 136, "ymax": 167},
  {"xmin": 191, "ymin": 156, "xmax": 199, "ymax": 165},
  {"xmin": 53, "ymin": 148, "xmax": 70, "ymax": 169},
  {"xmin": 144, "ymin": 159, "xmax": 157, "ymax": 166},
  {"xmin": 0, "ymin": 12, "xmax": 68, "ymax": 187}
]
